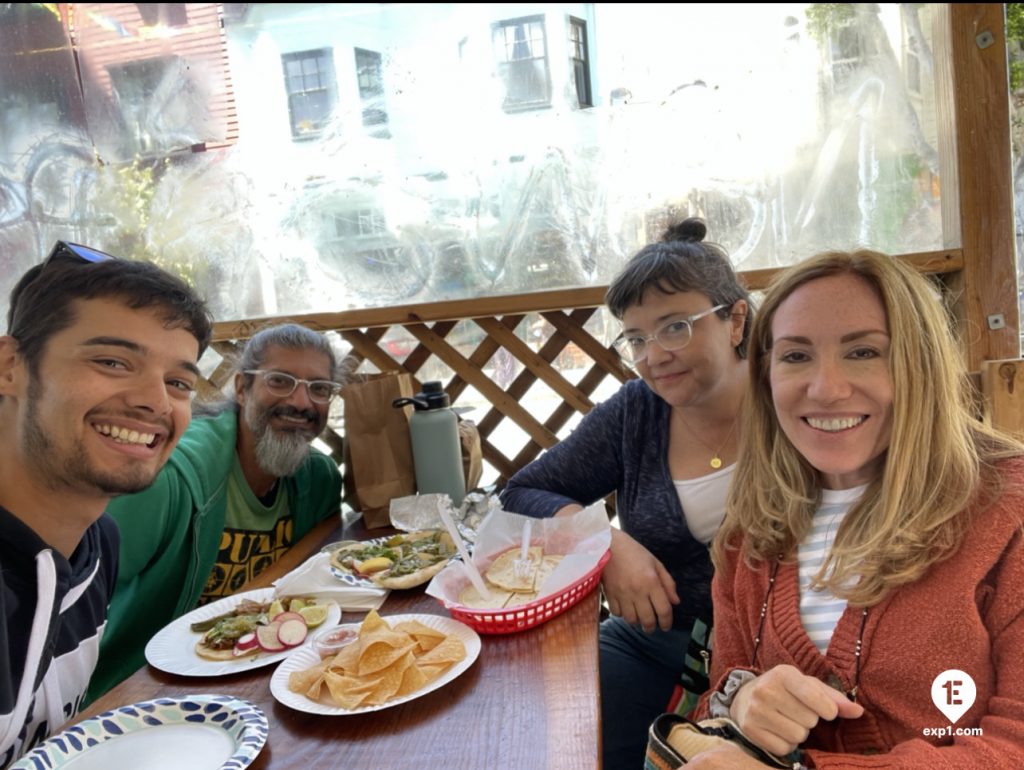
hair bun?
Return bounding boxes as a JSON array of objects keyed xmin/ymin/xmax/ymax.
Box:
[{"xmin": 661, "ymin": 217, "xmax": 707, "ymax": 244}]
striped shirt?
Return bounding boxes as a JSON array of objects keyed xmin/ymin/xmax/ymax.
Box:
[{"xmin": 798, "ymin": 486, "xmax": 866, "ymax": 653}]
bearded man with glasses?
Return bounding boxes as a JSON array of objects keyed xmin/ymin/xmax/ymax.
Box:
[
  {"xmin": 90, "ymin": 323, "xmax": 344, "ymax": 701},
  {"xmin": 0, "ymin": 242, "xmax": 212, "ymax": 765}
]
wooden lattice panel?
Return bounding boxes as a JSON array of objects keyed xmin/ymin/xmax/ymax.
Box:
[{"xmin": 201, "ymin": 250, "xmax": 962, "ymax": 490}]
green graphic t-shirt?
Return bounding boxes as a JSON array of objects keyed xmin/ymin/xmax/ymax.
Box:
[{"xmin": 199, "ymin": 456, "xmax": 295, "ymax": 603}]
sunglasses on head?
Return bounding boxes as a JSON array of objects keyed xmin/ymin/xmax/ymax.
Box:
[
  {"xmin": 7, "ymin": 241, "xmax": 119, "ymax": 333},
  {"xmin": 44, "ymin": 240, "xmax": 118, "ymax": 267}
]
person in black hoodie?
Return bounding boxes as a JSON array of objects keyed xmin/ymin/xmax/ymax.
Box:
[{"xmin": 0, "ymin": 241, "xmax": 211, "ymax": 765}]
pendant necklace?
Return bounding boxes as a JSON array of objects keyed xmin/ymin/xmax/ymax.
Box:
[{"xmin": 677, "ymin": 411, "xmax": 740, "ymax": 469}]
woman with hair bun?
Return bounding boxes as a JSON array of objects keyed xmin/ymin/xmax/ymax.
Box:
[{"xmin": 501, "ymin": 218, "xmax": 753, "ymax": 769}]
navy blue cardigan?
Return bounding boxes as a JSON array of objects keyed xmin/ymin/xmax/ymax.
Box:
[{"xmin": 500, "ymin": 379, "xmax": 712, "ymax": 631}]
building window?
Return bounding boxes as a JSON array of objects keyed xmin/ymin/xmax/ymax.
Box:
[
  {"xmin": 493, "ymin": 15, "xmax": 551, "ymax": 112},
  {"xmin": 904, "ymin": 31, "xmax": 922, "ymax": 96},
  {"xmin": 282, "ymin": 49, "xmax": 337, "ymax": 139},
  {"xmin": 107, "ymin": 56, "xmax": 179, "ymax": 155},
  {"xmin": 136, "ymin": 3, "xmax": 187, "ymax": 27},
  {"xmin": 828, "ymin": 21, "xmax": 863, "ymax": 88},
  {"xmin": 354, "ymin": 48, "xmax": 389, "ymax": 132},
  {"xmin": 568, "ymin": 17, "xmax": 592, "ymax": 108},
  {"xmin": 334, "ymin": 208, "xmax": 387, "ymax": 238}
]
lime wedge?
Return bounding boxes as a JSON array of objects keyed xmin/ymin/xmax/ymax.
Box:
[{"xmin": 298, "ymin": 604, "xmax": 329, "ymax": 628}]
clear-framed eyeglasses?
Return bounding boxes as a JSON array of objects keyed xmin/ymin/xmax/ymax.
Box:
[
  {"xmin": 612, "ymin": 304, "xmax": 728, "ymax": 365},
  {"xmin": 244, "ymin": 369, "xmax": 341, "ymax": 403}
]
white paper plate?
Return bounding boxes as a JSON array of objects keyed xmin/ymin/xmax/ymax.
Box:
[
  {"xmin": 10, "ymin": 694, "xmax": 268, "ymax": 770},
  {"xmin": 270, "ymin": 613, "xmax": 481, "ymax": 715},
  {"xmin": 145, "ymin": 587, "xmax": 341, "ymax": 676}
]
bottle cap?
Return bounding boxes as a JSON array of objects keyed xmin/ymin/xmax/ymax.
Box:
[{"xmin": 392, "ymin": 380, "xmax": 450, "ymax": 411}]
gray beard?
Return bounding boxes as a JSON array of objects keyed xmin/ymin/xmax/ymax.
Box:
[{"xmin": 243, "ymin": 399, "xmax": 316, "ymax": 478}]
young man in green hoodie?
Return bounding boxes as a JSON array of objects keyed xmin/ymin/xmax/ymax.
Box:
[{"xmin": 89, "ymin": 323, "xmax": 344, "ymax": 700}]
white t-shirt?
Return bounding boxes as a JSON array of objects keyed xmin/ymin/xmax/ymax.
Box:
[{"xmin": 673, "ymin": 463, "xmax": 736, "ymax": 545}]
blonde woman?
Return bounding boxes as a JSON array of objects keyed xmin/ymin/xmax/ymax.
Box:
[{"xmin": 688, "ymin": 250, "xmax": 1024, "ymax": 769}]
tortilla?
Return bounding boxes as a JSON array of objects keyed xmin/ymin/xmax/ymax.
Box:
[
  {"xmin": 195, "ymin": 640, "xmax": 250, "ymax": 661},
  {"xmin": 371, "ymin": 557, "xmax": 450, "ymax": 589},
  {"xmin": 486, "ymin": 546, "xmax": 543, "ymax": 591},
  {"xmin": 533, "ymin": 555, "xmax": 563, "ymax": 591},
  {"xmin": 458, "ymin": 583, "xmax": 514, "ymax": 609},
  {"xmin": 330, "ymin": 530, "xmax": 457, "ymax": 589}
]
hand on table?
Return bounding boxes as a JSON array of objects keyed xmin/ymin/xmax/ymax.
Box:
[
  {"xmin": 731, "ymin": 664, "xmax": 864, "ymax": 756},
  {"xmin": 601, "ymin": 527, "xmax": 679, "ymax": 632}
]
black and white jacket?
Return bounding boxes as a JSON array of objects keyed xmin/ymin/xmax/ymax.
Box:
[{"xmin": 0, "ymin": 507, "xmax": 118, "ymax": 766}]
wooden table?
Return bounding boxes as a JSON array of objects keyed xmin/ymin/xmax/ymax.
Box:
[{"xmin": 76, "ymin": 515, "xmax": 602, "ymax": 769}]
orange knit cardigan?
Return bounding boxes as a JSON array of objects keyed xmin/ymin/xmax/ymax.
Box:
[{"xmin": 699, "ymin": 458, "xmax": 1024, "ymax": 769}]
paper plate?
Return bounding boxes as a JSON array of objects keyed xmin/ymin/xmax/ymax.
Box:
[
  {"xmin": 270, "ymin": 613, "xmax": 481, "ymax": 715},
  {"xmin": 10, "ymin": 694, "xmax": 268, "ymax": 770},
  {"xmin": 145, "ymin": 587, "xmax": 340, "ymax": 676}
]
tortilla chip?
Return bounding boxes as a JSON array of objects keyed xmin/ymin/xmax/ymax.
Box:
[
  {"xmin": 419, "ymin": 662, "xmax": 450, "ymax": 683},
  {"xmin": 396, "ymin": 662, "xmax": 431, "ymax": 696},
  {"xmin": 418, "ymin": 636, "xmax": 466, "ymax": 666},
  {"xmin": 327, "ymin": 638, "xmax": 363, "ymax": 671},
  {"xmin": 323, "ymin": 669, "xmax": 376, "ymax": 709},
  {"xmin": 362, "ymin": 652, "xmax": 414, "ymax": 705},
  {"xmin": 394, "ymin": 620, "xmax": 447, "ymax": 651},
  {"xmin": 288, "ymin": 660, "xmax": 329, "ymax": 696},
  {"xmin": 360, "ymin": 609, "xmax": 388, "ymax": 635},
  {"xmin": 358, "ymin": 639, "xmax": 417, "ymax": 676}
]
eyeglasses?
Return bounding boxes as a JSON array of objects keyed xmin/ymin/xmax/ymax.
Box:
[
  {"xmin": 612, "ymin": 304, "xmax": 728, "ymax": 364},
  {"xmin": 244, "ymin": 369, "xmax": 341, "ymax": 403}
]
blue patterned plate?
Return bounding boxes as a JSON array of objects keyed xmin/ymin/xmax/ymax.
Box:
[{"xmin": 10, "ymin": 694, "xmax": 268, "ymax": 770}]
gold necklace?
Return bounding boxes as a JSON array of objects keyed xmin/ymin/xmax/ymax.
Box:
[{"xmin": 677, "ymin": 411, "xmax": 740, "ymax": 469}]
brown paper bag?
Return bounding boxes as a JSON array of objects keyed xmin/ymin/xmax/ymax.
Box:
[
  {"xmin": 459, "ymin": 418, "xmax": 483, "ymax": 491},
  {"xmin": 340, "ymin": 372, "xmax": 416, "ymax": 528}
]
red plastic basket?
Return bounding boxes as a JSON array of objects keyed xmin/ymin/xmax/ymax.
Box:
[{"xmin": 442, "ymin": 549, "xmax": 611, "ymax": 634}]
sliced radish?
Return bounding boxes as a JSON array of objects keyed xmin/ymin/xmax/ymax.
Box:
[
  {"xmin": 277, "ymin": 618, "xmax": 308, "ymax": 647},
  {"xmin": 271, "ymin": 611, "xmax": 305, "ymax": 625},
  {"xmin": 256, "ymin": 622, "xmax": 286, "ymax": 652},
  {"xmin": 234, "ymin": 631, "xmax": 260, "ymax": 651},
  {"xmin": 232, "ymin": 644, "xmax": 259, "ymax": 658}
]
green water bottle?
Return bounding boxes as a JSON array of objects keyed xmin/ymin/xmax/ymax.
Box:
[{"xmin": 393, "ymin": 381, "xmax": 465, "ymax": 506}]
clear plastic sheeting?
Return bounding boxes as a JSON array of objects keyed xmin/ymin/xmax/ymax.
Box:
[{"xmin": 1, "ymin": 3, "xmax": 950, "ymax": 323}]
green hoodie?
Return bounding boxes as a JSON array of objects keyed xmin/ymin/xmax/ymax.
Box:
[{"xmin": 88, "ymin": 408, "xmax": 341, "ymax": 700}]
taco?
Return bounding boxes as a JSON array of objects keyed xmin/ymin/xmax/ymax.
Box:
[
  {"xmin": 192, "ymin": 596, "xmax": 325, "ymax": 660},
  {"xmin": 329, "ymin": 530, "xmax": 457, "ymax": 590},
  {"xmin": 193, "ymin": 599, "xmax": 266, "ymax": 660}
]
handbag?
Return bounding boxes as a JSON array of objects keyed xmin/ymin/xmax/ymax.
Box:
[{"xmin": 644, "ymin": 713, "xmax": 800, "ymax": 769}]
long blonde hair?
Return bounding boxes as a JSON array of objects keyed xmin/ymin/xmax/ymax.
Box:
[{"xmin": 713, "ymin": 250, "xmax": 1023, "ymax": 605}]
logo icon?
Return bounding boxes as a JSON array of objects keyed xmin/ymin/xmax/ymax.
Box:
[{"xmin": 930, "ymin": 669, "xmax": 976, "ymax": 724}]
